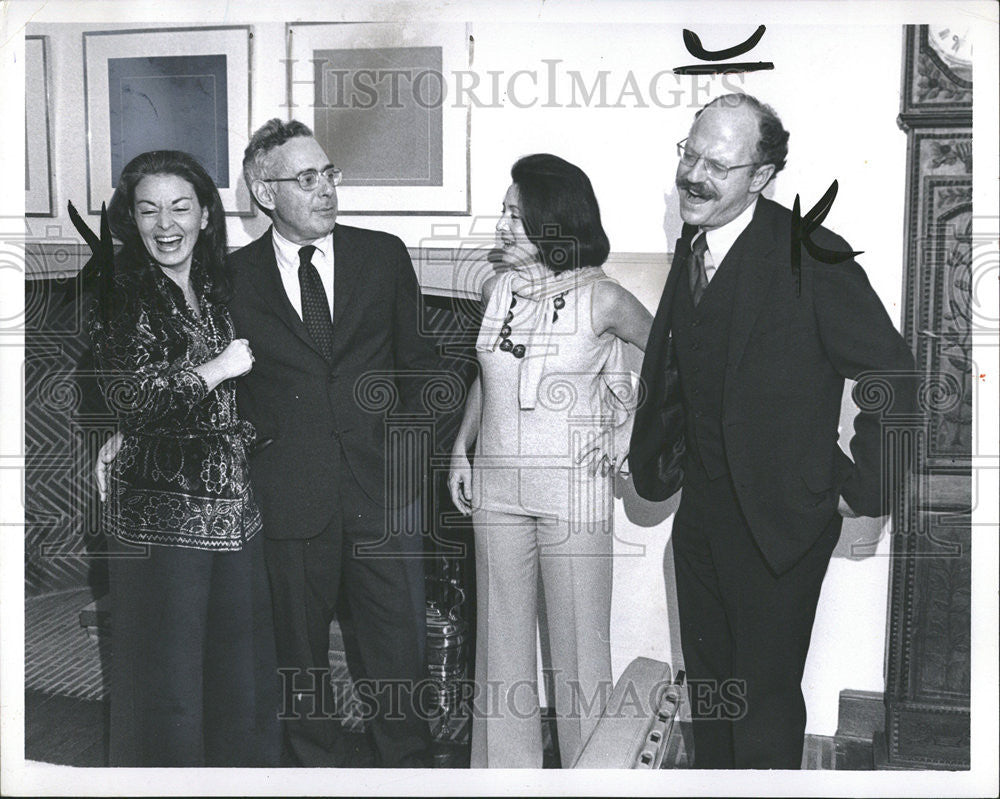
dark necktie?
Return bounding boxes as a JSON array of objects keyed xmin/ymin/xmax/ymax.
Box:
[
  {"xmin": 688, "ymin": 233, "xmax": 709, "ymax": 307},
  {"xmin": 298, "ymin": 245, "xmax": 333, "ymax": 360}
]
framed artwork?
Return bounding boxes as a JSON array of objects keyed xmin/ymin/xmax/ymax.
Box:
[
  {"xmin": 83, "ymin": 26, "xmax": 253, "ymax": 216},
  {"xmin": 287, "ymin": 22, "xmax": 472, "ymax": 215},
  {"xmin": 25, "ymin": 35, "xmax": 54, "ymax": 217}
]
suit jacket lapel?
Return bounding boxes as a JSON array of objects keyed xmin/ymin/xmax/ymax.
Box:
[
  {"xmin": 331, "ymin": 224, "xmax": 362, "ymax": 342},
  {"xmin": 631, "ymin": 237, "xmax": 688, "ymax": 498},
  {"xmin": 650, "ymin": 234, "xmax": 690, "ymax": 351},
  {"xmin": 725, "ymin": 200, "xmax": 780, "ymax": 369},
  {"xmin": 633, "ymin": 236, "xmax": 686, "ymax": 429},
  {"xmin": 245, "ymin": 228, "xmax": 327, "ymax": 359}
]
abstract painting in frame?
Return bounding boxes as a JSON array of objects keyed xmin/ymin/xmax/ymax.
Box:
[
  {"xmin": 25, "ymin": 35, "xmax": 54, "ymax": 217},
  {"xmin": 287, "ymin": 22, "xmax": 471, "ymax": 215},
  {"xmin": 83, "ymin": 26, "xmax": 253, "ymax": 216}
]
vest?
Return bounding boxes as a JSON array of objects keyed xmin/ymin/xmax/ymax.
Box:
[{"xmin": 671, "ymin": 248, "xmax": 739, "ymax": 480}]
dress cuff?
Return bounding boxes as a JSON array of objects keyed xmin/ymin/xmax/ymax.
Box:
[{"xmin": 187, "ymin": 368, "xmax": 210, "ymax": 399}]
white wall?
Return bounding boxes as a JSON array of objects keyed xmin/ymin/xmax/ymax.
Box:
[{"xmin": 23, "ymin": 13, "xmax": 908, "ymax": 737}]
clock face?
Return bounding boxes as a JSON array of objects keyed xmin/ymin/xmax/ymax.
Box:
[{"xmin": 927, "ymin": 25, "xmax": 973, "ymax": 68}]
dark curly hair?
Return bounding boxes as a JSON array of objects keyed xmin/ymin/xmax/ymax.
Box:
[
  {"xmin": 243, "ymin": 118, "xmax": 314, "ymax": 217},
  {"xmin": 510, "ymin": 153, "xmax": 610, "ymax": 273},
  {"xmin": 698, "ymin": 93, "xmax": 789, "ymax": 180},
  {"xmin": 107, "ymin": 150, "xmax": 231, "ymax": 306}
]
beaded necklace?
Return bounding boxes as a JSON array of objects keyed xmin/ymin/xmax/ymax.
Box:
[{"xmin": 497, "ymin": 290, "xmax": 570, "ymax": 359}]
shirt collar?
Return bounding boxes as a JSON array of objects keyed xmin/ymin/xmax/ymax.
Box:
[
  {"xmin": 271, "ymin": 225, "xmax": 334, "ymax": 269},
  {"xmin": 698, "ymin": 198, "xmax": 758, "ymax": 266}
]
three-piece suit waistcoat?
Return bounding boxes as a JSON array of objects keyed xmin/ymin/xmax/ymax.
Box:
[{"xmin": 670, "ymin": 251, "xmax": 740, "ymax": 480}]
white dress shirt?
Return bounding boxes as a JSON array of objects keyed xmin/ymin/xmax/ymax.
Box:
[
  {"xmin": 696, "ymin": 198, "xmax": 758, "ymax": 283},
  {"xmin": 271, "ymin": 226, "xmax": 335, "ymax": 319}
]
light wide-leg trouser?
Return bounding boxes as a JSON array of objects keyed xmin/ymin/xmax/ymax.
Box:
[{"xmin": 470, "ymin": 507, "xmax": 613, "ymax": 768}]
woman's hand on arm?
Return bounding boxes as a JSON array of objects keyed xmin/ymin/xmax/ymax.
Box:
[
  {"xmin": 591, "ymin": 280, "xmax": 653, "ymax": 350},
  {"xmin": 193, "ymin": 338, "xmax": 254, "ymax": 393},
  {"xmin": 92, "ymin": 309, "xmax": 254, "ymax": 430},
  {"xmin": 91, "ymin": 339, "xmax": 252, "ymax": 500}
]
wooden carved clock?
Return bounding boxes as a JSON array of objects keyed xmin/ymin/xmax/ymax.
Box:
[
  {"xmin": 875, "ymin": 24, "xmax": 973, "ymax": 770},
  {"xmin": 926, "ymin": 24, "xmax": 973, "ymax": 74}
]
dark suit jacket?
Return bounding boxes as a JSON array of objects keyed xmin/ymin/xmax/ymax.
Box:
[
  {"xmin": 227, "ymin": 223, "xmax": 439, "ymax": 540},
  {"xmin": 629, "ymin": 198, "xmax": 915, "ymax": 574}
]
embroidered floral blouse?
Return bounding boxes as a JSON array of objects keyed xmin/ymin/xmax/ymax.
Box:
[{"xmin": 88, "ymin": 260, "xmax": 261, "ymax": 550}]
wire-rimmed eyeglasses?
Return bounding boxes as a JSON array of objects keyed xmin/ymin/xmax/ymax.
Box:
[
  {"xmin": 676, "ymin": 140, "xmax": 758, "ymax": 180},
  {"xmin": 263, "ymin": 166, "xmax": 343, "ymax": 191}
]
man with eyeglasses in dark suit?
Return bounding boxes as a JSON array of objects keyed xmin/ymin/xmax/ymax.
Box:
[
  {"xmin": 228, "ymin": 118, "xmax": 438, "ymax": 768},
  {"xmin": 629, "ymin": 94, "xmax": 915, "ymax": 769}
]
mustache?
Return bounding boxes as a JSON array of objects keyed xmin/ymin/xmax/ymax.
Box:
[{"xmin": 677, "ymin": 179, "xmax": 717, "ymax": 199}]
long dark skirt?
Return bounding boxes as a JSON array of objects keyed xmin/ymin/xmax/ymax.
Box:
[{"xmin": 108, "ymin": 533, "xmax": 281, "ymax": 766}]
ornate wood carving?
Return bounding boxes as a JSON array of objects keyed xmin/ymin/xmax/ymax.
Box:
[
  {"xmin": 899, "ymin": 24, "xmax": 972, "ymax": 127},
  {"xmin": 880, "ymin": 25, "xmax": 972, "ymax": 770}
]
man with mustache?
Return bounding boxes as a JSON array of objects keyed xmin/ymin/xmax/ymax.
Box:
[{"xmin": 629, "ymin": 94, "xmax": 914, "ymax": 768}]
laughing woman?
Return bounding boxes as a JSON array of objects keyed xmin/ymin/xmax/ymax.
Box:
[
  {"xmin": 448, "ymin": 154, "xmax": 653, "ymax": 768},
  {"xmin": 86, "ymin": 151, "xmax": 279, "ymax": 766}
]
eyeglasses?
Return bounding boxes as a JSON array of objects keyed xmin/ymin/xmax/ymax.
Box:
[
  {"xmin": 676, "ymin": 140, "xmax": 758, "ymax": 180},
  {"xmin": 263, "ymin": 166, "xmax": 343, "ymax": 191}
]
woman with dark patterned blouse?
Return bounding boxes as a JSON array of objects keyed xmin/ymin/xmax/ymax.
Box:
[{"xmin": 87, "ymin": 151, "xmax": 279, "ymax": 766}]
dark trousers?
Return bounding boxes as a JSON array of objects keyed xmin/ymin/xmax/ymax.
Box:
[
  {"xmin": 672, "ymin": 461, "xmax": 841, "ymax": 769},
  {"xmin": 263, "ymin": 472, "xmax": 430, "ymax": 768},
  {"xmin": 109, "ymin": 534, "xmax": 281, "ymax": 767}
]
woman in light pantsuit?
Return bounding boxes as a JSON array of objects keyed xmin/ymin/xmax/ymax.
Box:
[{"xmin": 449, "ymin": 154, "xmax": 652, "ymax": 768}]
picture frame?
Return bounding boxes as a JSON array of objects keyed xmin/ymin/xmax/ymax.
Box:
[
  {"xmin": 286, "ymin": 22, "xmax": 472, "ymax": 215},
  {"xmin": 83, "ymin": 26, "xmax": 254, "ymax": 216},
  {"xmin": 25, "ymin": 35, "xmax": 54, "ymax": 217}
]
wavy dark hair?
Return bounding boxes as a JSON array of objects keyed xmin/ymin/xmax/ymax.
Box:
[
  {"xmin": 107, "ymin": 150, "xmax": 231, "ymax": 306},
  {"xmin": 510, "ymin": 153, "xmax": 610, "ymax": 273}
]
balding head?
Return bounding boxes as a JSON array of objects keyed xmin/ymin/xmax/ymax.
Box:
[{"xmin": 675, "ymin": 94, "xmax": 786, "ymax": 229}]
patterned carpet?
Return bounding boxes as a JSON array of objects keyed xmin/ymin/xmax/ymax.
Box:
[
  {"xmin": 23, "ymin": 588, "xmax": 832, "ymax": 769},
  {"xmin": 25, "ymin": 587, "xmax": 108, "ymax": 701},
  {"xmin": 23, "ymin": 587, "xmax": 472, "ymax": 766}
]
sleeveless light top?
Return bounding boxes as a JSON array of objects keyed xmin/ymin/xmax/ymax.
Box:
[{"xmin": 474, "ymin": 274, "xmax": 636, "ymax": 523}]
